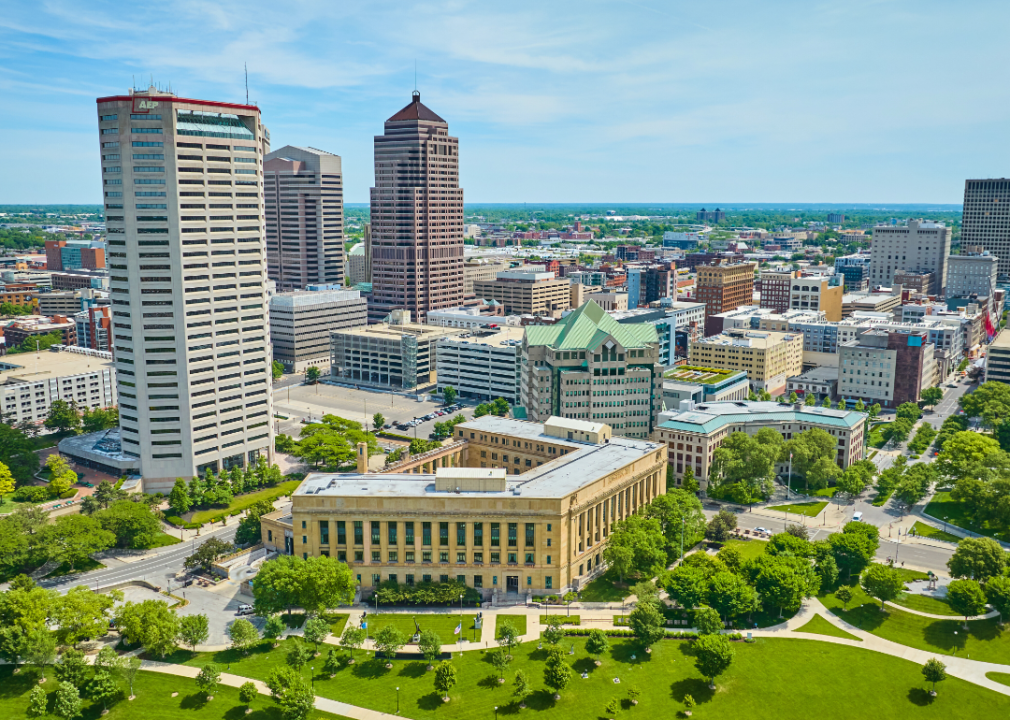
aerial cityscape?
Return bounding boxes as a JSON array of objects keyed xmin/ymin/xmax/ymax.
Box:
[{"xmin": 3, "ymin": 3, "xmax": 1010, "ymax": 719}]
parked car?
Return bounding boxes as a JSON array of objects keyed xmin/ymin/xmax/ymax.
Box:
[{"xmin": 236, "ymin": 604, "xmax": 254, "ymax": 616}]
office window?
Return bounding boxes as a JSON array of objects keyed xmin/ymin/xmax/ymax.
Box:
[
  {"xmin": 457, "ymin": 575, "xmax": 466, "ymax": 584},
  {"xmin": 474, "ymin": 575, "xmax": 483, "ymax": 588},
  {"xmin": 354, "ymin": 521, "xmax": 363, "ymax": 545},
  {"xmin": 405, "ymin": 551, "xmax": 415, "ymax": 563},
  {"xmin": 457, "ymin": 522, "xmax": 466, "ymax": 546},
  {"xmin": 440, "ymin": 522, "xmax": 449, "ymax": 546},
  {"xmin": 525, "ymin": 552, "xmax": 534, "ymax": 564},
  {"xmin": 545, "ymin": 576, "xmax": 553, "ymax": 589},
  {"xmin": 508, "ymin": 523, "xmax": 518, "ymax": 547},
  {"xmin": 405, "ymin": 521, "xmax": 415, "ymax": 544},
  {"xmin": 423, "ymin": 574, "xmax": 432, "ymax": 583},
  {"xmin": 388, "ymin": 522, "xmax": 397, "ymax": 545},
  {"xmin": 490, "ymin": 552, "xmax": 500, "ymax": 564},
  {"xmin": 319, "ymin": 520, "xmax": 329, "ymax": 545},
  {"xmin": 508, "ymin": 552, "xmax": 518, "ymax": 564},
  {"xmin": 301, "ymin": 535, "xmax": 306, "ymax": 545},
  {"xmin": 474, "ymin": 552, "xmax": 483, "ymax": 563},
  {"xmin": 337, "ymin": 551, "xmax": 346, "ymax": 562},
  {"xmin": 547, "ymin": 523, "xmax": 552, "ymax": 532},
  {"xmin": 371, "ymin": 550, "xmax": 380, "ymax": 562},
  {"xmin": 267, "ymin": 530, "xmax": 272, "ymax": 542},
  {"xmin": 525, "ymin": 523, "xmax": 535, "ymax": 546},
  {"xmin": 423, "ymin": 522, "xmax": 431, "ymax": 546},
  {"xmin": 301, "ymin": 520, "xmax": 306, "ymax": 529},
  {"xmin": 337, "ymin": 521, "xmax": 346, "ymax": 545},
  {"xmin": 388, "ymin": 574, "xmax": 397, "ymax": 584},
  {"xmin": 422, "ymin": 551, "xmax": 432, "ymax": 563},
  {"xmin": 473, "ymin": 522, "xmax": 483, "ymax": 546},
  {"xmin": 440, "ymin": 551, "xmax": 449, "ymax": 563},
  {"xmin": 371, "ymin": 521, "xmax": 380, "ymax": 545},
  {"xmin": 388, "ymin": 551, "xmax": 398, "ymax": 563},
  {"xmin": 371, "ymin": 573, "xmax": 380, "ymax": 586},
  {"xmin": 405, "ymin": 574, "xmax": 414, "ymax": 586},
  {"xmin": 457, "ymin": 552, "xmax": 466, "ymax": 563},
  {"xmin": 546, "ymin": 555, "xmax": 551, "ymax": 565},
  {"xmin": 440, "ymin": 575, "xmax": 449, "ymax": 583},
  {"xmin": 354, "ymin": 551, "xmax": 363, "ymax": 562},
  {"xmin": 527, "ymin": 576, "xmax": 532, "ymax": 586},
  {"xmin": 491, "ymin": 523, "xmax": 500, "ymax": 547}
]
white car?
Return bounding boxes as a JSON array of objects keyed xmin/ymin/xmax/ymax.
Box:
[
  {"xmin": 236, "ymin": 604, "xmax": 255, "ymax": 616},
  {"xmin": 754, "ymin": 527, "xmax": 771, "ymax": 535}
]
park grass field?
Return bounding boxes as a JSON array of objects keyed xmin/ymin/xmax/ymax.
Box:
[
  {"xmin": 910, "ymin": 521, "xmax": 961, "ymax": 544},
  {"xmin": 890, "ymin": 593, "xmax": 961, "ymax": 617},
  {"xmin": 767, "ymin": 501, "xmax": 828, "ymax": 517},
  {"xmin": 187, "ymin": 480, "xmax": 300, "ymax": 524},
  {"xmin": 495, "ymin": 614, "xmax": 527, "ymax": 637},
  {"xmin": 923, "ymin": 492, "xmax": 1009, "ymax": 542},
  {"xmin": 794, "ymin": 614, "xmax": 862, "ymax": 641}
]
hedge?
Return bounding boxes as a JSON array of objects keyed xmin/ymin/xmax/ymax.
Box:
[
  {"xmin": 561, "ymin": 628, "xmax": 744, "ymax": 641},
  {"xmin": 14, "ymin": 486, "xmax": 49, "ymax": 502},
  {"xmin": 165, "ymin": 515, "xmax": 203, "ymax": 530},
  {"xmin": 373, "ymin": 580, "xmax": 482, "ymax": 606},
  {"xmin": 59, "ymin": 489, "xmax": 77, "ymax": 499}
]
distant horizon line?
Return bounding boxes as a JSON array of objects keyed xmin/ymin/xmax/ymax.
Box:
[{"xmin": 1, "ymin": 202, "xmax": 965, "ymax": 210}]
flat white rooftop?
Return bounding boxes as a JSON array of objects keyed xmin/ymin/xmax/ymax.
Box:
[{"xmin": 0, "ymin": 349, "xmax": 113, "ymax": 384}]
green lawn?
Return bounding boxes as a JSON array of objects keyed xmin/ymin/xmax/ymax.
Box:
[
  {"xmin": 359, "ymin": 613, "xmax": 480, "ymax": 641},
  {"xmin": 868, "ymin": 423, "xmax": 893, "ymax": 449},
  {"xmin": 720, "ymin": 539, "xmax": 768, "ymax": 562},
  {"xmin": 540, "ymin": 615, "xmax": 580, "ymax": 626},
  {"xmin": 44, "ymin": 557, "xmax": 105, "ymax": 578},
  {"xmin": 326, "ymin": 613, "xmax": 349, "ymax": 636},
  {"xmin": 924, "ymin": 491, "xmax": 1009, "ymax": 542},
  {"xmin": 786, "ymin": 478, "xmax": 839, "ymax": 498},
  {"xmin": 188, "ymin": 480, "xmax": 301, "ymax": 524},
  {"xmin": 0, "ymin": 666, "xmax": 351, "ymax": 720},
  {"xmin": 820, "ymin": 583, "xmax": 1010, "ymax": 664},
  {"xmin": 177, "ymin": 634, "xmax": 1010, "ymax": 719},
  {"xmin": 143, "ymin": 532, "xmax": 183, "ymax": 549},
  {"xmin": 890, "ymin": 593, "xmax": 961, "ymax": 617},
  {"xmin": 577, "ymin": 568, "xmax": 633, "ymax": 602},
  {"xmin": 766, "ymin": 501, "xmax": 828, "ymax": 517},
  {"xmin": 794, "ymin": 614, "xmax": 862, "ymax": 641},
  {"xmin": 911, "ymin": 521, "xmax": 961, "ymax": 544},
  {"xmin": 0, "ymin": 494, "xmax": 36, "ymax": 513},
  {"xmin": 496, "ymin": 614, "xmax": 527, "ymax": 638},
  {"xmin": 987, "ymin": 672, "xmax": 1010, "ymax": 687}
]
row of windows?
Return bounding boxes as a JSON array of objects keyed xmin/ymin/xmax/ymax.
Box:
[
  {"xmin": 311, "ymin": 520, "xmax": 543, "ymax": 548},
  {"xmin": 315, "ymin": 548, "xmax": 544, "ymax": 566}
]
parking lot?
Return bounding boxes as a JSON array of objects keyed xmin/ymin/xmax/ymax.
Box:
[{"xmin": 272, "ymin": 382, "xmax": 475, "ymax": 442}]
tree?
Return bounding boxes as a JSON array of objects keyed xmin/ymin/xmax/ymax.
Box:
[
  {"xmin": 0, "ymin": 424, "xmax": 40, "ymax": 484},
  {"xmin": 889, "ymin": 417, "xmax": 913, "ymax": 444},
  {"xmin": 860, "ymin": 564, "xmax": 904, "ymax": 611},
  {"xmin": 922, "ymin": 658, "xmax": 947, "ymax": 696},
  {"xmin": 184, "ymin": 537, "xmax": 236, "ymax": 573},
  {"xmin": 114, "ymin": 599, "xmax": 180, "ymax": 658},
  {"xmin": 693, "ymin": 605, "xmax": 723, "ymax": 635},
  {"xmin": 286, "ymin": 642, "xmax": 313, "ymax": 672},
  {"xmin": 513, "ymin": 669, "xmax": 531, "ymax": 708},
  {"xmin": 236, "ymin": 498, "xmax": 276, "ymax": 546},
  {"xmin": 81, "ymin": 407, "xmax": 119, "ymax": 433},
  {"xmin": 94, "ymin": 500, "xmax": 161, "ymax": 548},
  {"xmin": 374, "ymin": 624, "xmax": 406, "ymax": 663},
  {"xmin": 804, "ymin": 394, "xmax": 816, "ymax": 406},
  {"xmin": 371, "ymin": 413, "xmax": 385, "ymax": 432},
  {"xmin": 681, "ymin": 466, "xmax": 700, "ymax": 493},
  {"xmin": 821, "ymin": 396, "xmax": 832, "ymax": 408},
  {"xmin": 603, "ymin": 514, "xmax": 666, "ymax": 581},
  {"xmin": 705, "ymin": 509, "xmax": 737, "ymax": 542},
  {"xmin": 752, "ymin": 556, "xmax": 816, "ymax": 617},
  {"xmin": 491, "ymin": 647, "xmax": 510, "ymax": 680},
  {"xmin": 121, "ymin": 657, "xmax": 142, "ymax": 699},
  {"xmin": 434, "ymin": 661, "xmax": 458, "ymax": 701},
  {"xmin": 960, "ymin": 381, "xmax": 1010, "ymax": 428},
  {"xmin": 45, "ymin": 400, "xmax": 81, "ymax": 434},
  {"xmin": 585, "ymin": 628, "xmax": 610, "ymax": 661},
  {"xmin": 829, "ymin": 521, "xmax": 880, "ymax": 580},
  {"xmin": 0, "ymin": 461, "xmax": 15, "ymax": 499},
  {"xmin": 340, "ymin": 626, "xmax": 366, "ymax": 660},
  {"xmin": 52, "ymin": 681, "xmax": 82, "ymax": 720},
  {"xmin": 544, "ymin": 646, "xmax": 572, "ymax": 697},
  {"xmin": 26, "ymin": 685, "xmax": 47, "ymax": 719},
  {"xmin": 298, "ymin": 555, "xmax": 357, "ymax": 614},
  {"xmin": 806, "ymin": 457, "xmax": 841, "ymax": 492},
  {"xmin": 496, "ymin": 619, "xmax": 520, "ymax": 656},
  {"xmin": 26, "ymin": 629, "xmax": 56, "ymax": 680},
  {"xmin": 868, "ymin": 403, "xmax": 881, "ymax": 420},
  {"xmin": 855, "ymin": 399, "xmax": 865, "ymax": 412},
  {"xmin": 303, "ymin": 615, "xmax": 330, "ymax": 655},
  {"xmin": 896, "ymin": 401, "xmax": 923, "ymax": 423},
  {"xmin": 835, "ymin": 585, "xmax": 853, "ymax": 610},
  {"xmin": 168, "ymin": 479, "xmax": 192, "ymax": 514},
  {"xmin": 542, "ymin": 616, "xmax": 566, "ymax": 646},
  {"xmin": 53, "ymin": 585, "xmax": 118, "ymax": 647},
  {"xmin": 768, "ymin": 532, "xmax": 811, "ymax": 557},
  {"xmin": 264, "ymin": 614, "xmax": 287, "ymax": 644},
  {"xmin": 239, "ymin": 681, "xmax": 259, "ymax": 710},
  {"xmin": 606, "ymin": 698, "xmax": 619, "ymax": 716},
  {"xmin": 43, "ymin": 515, "xmax": 115, "ymax": 570},
  {"xmin": 272, "ymin": 360, "xmax": 284, "ymax": 381},
  {"xmin": 491, "ymin": 397, "xmax": 510, "ymax": 416},
  {"xmin": 323, "ymin": 647, "xmax": 342, "ymax": 677},
  {"xmin": 710, "ymin": 429, "xmax": 782, "ymax": 503},
  {"xmin": 693, "ymin": 633, "xmax": 734, "ymax": 688},
  {"xmin": 419, "ymin": 628, "xmax": 442, "ymax": 667},
  {"xmin": 836, "ymin": 466, "xmax": 870, "ymax": 502},
  {"xmin": 684, "ymin": 694, "xmax": 696, "ymax": 715},
  {"xmin": 88, "ymin": 670, "xmax": 120, "ymax": 713},
  {"xmin": 54, "ymin": 648, "xmax": 89, "ymax": 689},
  {"xmin": 947, "ymin": 537, "xmax": 1007, "ymax": 581},
  {"xmin": 442, "ymin": 385, "xmax": 457, "ymax": 405},
  {"xmin": 196, "ymin": 664, "xmax": 221, "ymax": 699},
  {"xmin": 305, "ymin": 366, "xmax": 321, "ymax": 384},
  {"xmin": 789, "ymin": 392, "xmax": 799, "ymax": 403},
  {"xmin": 628, "ymin": 601, "xmax": 666, "ymax": 648},
  {"xmin": 229, "ymin": 618, "xmax": 260, "ymax": 654},
  {"xmin": 706, "ymin": 571, "xmax": 758, "ymax": 624},
  {"xmin": 921, "ymin": 386, "xmax": 943, "ymax": 410},
  {"xmin": 946, "ymin": 579, "xmax": 988, "ymax": 629},
  {"xmin": 985, "ymin": 575, "xmax": 1010, "ymax": 623},
  {"xmin": 285, "ymin": 415, "xmax": 380, "ymax": 471},
  {"xmin": 178, "ymin": 613, "xmax": 210, "ymax": 652},
  {"xmin": 664, "ymin": 564, "xmax": 710, "ymax": 611}
]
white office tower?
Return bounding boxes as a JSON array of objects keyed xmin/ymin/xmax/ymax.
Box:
[{"xmin": 96, "ymin": 86, "xmax": 274, "ymax": 490}]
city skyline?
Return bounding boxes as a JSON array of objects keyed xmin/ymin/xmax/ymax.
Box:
[{"xmin": 3, "ymin": 1, "xmax": 1010, "ymax": 205}]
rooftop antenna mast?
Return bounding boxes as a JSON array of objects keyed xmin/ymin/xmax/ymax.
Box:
[{"xmin": 245, "ymin": 62, "xmax": 249, "ymax": 105}]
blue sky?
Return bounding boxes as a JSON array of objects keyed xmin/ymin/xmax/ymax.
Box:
[{"xmin": 1, "ymin": 0, "xmax": 1008, "ymax": 204}]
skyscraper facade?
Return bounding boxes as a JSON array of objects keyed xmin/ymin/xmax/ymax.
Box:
[
  {"xmin": 868, "ymin": 220, "xmax": 951, "ymax": 293},
  {"xmin": 962, "ymin": 179, "xmax": 1010, "ymax": 280},
  {"xmin": 368, "ymin": 92, "xmax": 464, "ymax": 323},
  {"xmin": 264, "ymin": 146, "xmax": 344, "ymax": 291},
  {"xmin": 96, "ymin": 86, "xmax": 274, "ymax": 490}
]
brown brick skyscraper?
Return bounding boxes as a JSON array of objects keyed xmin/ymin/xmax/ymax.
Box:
[
  {"xmin": 696, "ymin": 262, "xmax": 756, "ymax": 336},
  {"xmin": 368, "ymin": 91, "xmax": 464, "ymax": 322}
]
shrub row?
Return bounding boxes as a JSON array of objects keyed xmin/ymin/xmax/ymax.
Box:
[
  {"xmin": 58, "ymin": 489, "xmax": 77, "ymax": 499},
  {"xmin": 165, "ymin": 515, "xmax": 202, "ymax": 530},
  {"xmin": 561, "ymin": 628, "xmax": 744, "ymax": 641}
]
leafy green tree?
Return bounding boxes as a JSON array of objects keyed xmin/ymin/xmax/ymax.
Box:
[
  {"xmin": 947, "ymin": 579, "xmax": 988, "ymax": 628},
  {"xmin": 693, "ymin": 605, "xmax": 723, "ymax": 635},
  {"xmin": 196, "ymin": 664, "xmax": 221, "ymax": 699},
  {"xmin": 706, "ymin": 571, "xmax": 758, "ymax": 624},
  {"xmin": 26, "ymin": 685, "xmax": 47, "ymax": 719},
  {"xmin": 53, "ymin": 647, "xmax": 89, "ymax": 688},
  {"xmin": 681, "ymin": 466, "xmax": 699, "ymax": 493},
  {"xmin": 821, "ymin": 396, "xmax": 832, "ymax": 408},
  {"xmin": 855, "ymin": 399, "xmax": 865, "ymax": 412},
  {"xmin": 693, "ymin": 633, "xmax": 734, "ymax": 688},
  {"xmin": 263, "ymin": 614, "xmax": 286, "ymax": 644},
  {"xmin": 922, "ymin": 658, "xmax": 947, "ymax": 695},
  {"xmin": 789, "ymin": 392, "xmax": 799, "ymax": 403},
  {"xmin": 323, "ymin": 647, "xmax": 342, "ymax": 677},
  {"xmin": 836, "ymin": 466, "xmax": 870, "ymax": 502},
  {"xmin": 239, "ymin": 681, "xmax": 259, "ymax": 710},
  {"xmin": 491, "ymin": 647, "xmax": 510, "ymax": 680},
  {"xmin": 829, "ymin": 520, "xmax": 880, "ymax": 580},
  {"xmin": 88, "ymin": 670, "xmax": 120, "ymax": 713},
  {"xmin": 236, "ymin": 498, "xmax": 276, "ymax": 546},
  {"xmin": 868, "ymin": 403, "xmax": 881, "ymax": 420},
  {"xmin": 27, "ymin": 629, "xmax": 57, "ymax": 680},
  {"xmin": 985, "ymin": 575, "xmax": 1010, "ymax": 622},
  {"xmin": 419, "ymin": 628, "xmax": 442, "ymax": 666},
  {"xmin": 371, "ymin": 413, "xmax": 385, "ymax": 431},
  {"xmin": 491, "ymin": 397, "xmax": 510, "ymax": 416},
  {"xmin": 896, "ymin": 402, "xmax": 922, "ymax": 423},
  {"xmin": 435, "ymin": 660, "xmax": 457, "ymax": 700},
  {"xmin": 768, "ymin": 532, "xmax": 810, "ymax": 557},
  {"xmin": 442, "ymin": 385, "xmax": 457, "ymax": 405},
  {"xmin": 889, "ymin": 417, "xmax": 913, "ymax": 444},
  {"xmin": 81, "ymin": 407, "xmax": 118, "ymax": 433},
  {"xmin": 513, "ymin": 669, "xmax": 531, "ymax": 707},
  {"xmin": 45, "ymin": 399, "xmax": 81, "ymax": 434},
  {"xmin": 272, "ymin": 360, "xmax": 284, "ymax": 381},
  {"xmin": 114, "ymin": 599, "xmax": 179, "ymax": 658},
  {"xmin": 340, "ymin": 626, "xmax": 366, "ymax": 659},
  {"xmin": 42, "ymin": 514, "xmax": 115, "ymax": 570},
  {"xmin": 947, "ymin": 537, "xmax": 1007, "ymax": 581},
  {"xmin": 684, "ymin": 694, "xmax": 696, "ymax": 715},
  {"xmin": 835, "ymin": 585, "xmax": 853, "ymax": 609},
  {"xmin": 860, "ymin": 564, "xmax": 904, "ymax": 611},
  {"xmin": 229, "ymin": 618, "xmax": 260, "ymax": 654},
  {"xmin": 710, "ymin": 428, "xmax": 782, "ymax": 503},
  {"xmin": 664, "ymin": 564, "xmax": 710, "ymax": 611},
  {"xmin": 184, "ymin": 537, "xmax": 235, "ymax": 573},
  {"xmin": 645, "ymin": 489, "xmax": 706, "ymax": 560},
  {"xmin": 0, "ymin": 461, "xmax": 16, "ymax": 499},
  {"xmin": 496, "ymin": 619, "xmax": 520, "ymax": 656},
  {"xmin": 603, "ymin": 514, "xmax": 666, "ymax": 581},
  {"xmin": 303, "ymin": 615, "xmax": 330, "ymax": 655},
  {"xmin": 0, "ymin": 424, "xmax": 40, "ymax": 484},
  {"xmin": 544, "ymin": 646, "xmax": 572, "ymax": 697},
  {"xmin": 53, "ymin": 586, "xmax": 118, "ymax": 647},
  {"xmin": 305, "ymin": 366, "xmax": 321, "ymax": 384},
  {"xmin": 52, "ymin": 681, "xmax": 82, "ymax": 720},
  {"xmin": 374, "ymin": 624, "xmax": 406, "ymax": 663},
  {"xmin": 585, "ymin": 628, "xmax": 610, "ymax": 660},
  {"xmin": 542, "ymin": 616, "xmax": 566, "ymax": 646},
  {"xmin": 94, "ymin": 500, "xmax": 160, "ymax": 548},
  {"xmin": 705, "ymin": 509, "xmax": 737, "ymax": 542},
  {"xmin": 286, "ymin": 642, "xmax": 313, "ymax": 671},
  {"xmin": 921, "ymin": 387, "xmax": 943, "ymax": 409},
  {"xmin": 121, "ymin": 656, "xmax": 142, "ymax": 699},
  {"xmin": 751, "ymin": 555, "xmax": 818, "ymax": 617},
  {"xmin": 285, "ymin": 415, "xmax": 380, "ymax": 471},
  {"xmin": 960, "ymin": 381, "xmax": 1010, "ymax": 428},
  {"xmin": 803, "ymin": 394, "xmax": 815, "ymax": 406},
  {"xmin": 628, "ymin": 601, "xmax": 666, "ymax": 648}
]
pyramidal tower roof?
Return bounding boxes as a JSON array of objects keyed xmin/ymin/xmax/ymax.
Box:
[{"xmin": 387, "ymin": 91, "xmax": 446, "ymax": 124}]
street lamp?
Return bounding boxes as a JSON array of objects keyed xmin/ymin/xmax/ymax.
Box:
[
  {"xmin": 396, "ymin": 687, "xmax": 400, "ymax": 714},
  {"xmin": 459, "ymin": 593, "xmax": 464, "ymax": 645},
  {"xmin": 310, "ymin": 667, "xmax": 315, "ymax": 691},
  {"xmin": 495, "ymin": 706, "xmax": 499, "ymax": 720}
]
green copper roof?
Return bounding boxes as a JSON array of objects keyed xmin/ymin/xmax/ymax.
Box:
[{"xmin": 525, "ymin": 300, "xmax": 658, "ymax": 351}]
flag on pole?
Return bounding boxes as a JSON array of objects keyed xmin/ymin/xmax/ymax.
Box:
[{"xmin": 454, "ymin": 622, "xmax": 461, "ymax": 635}]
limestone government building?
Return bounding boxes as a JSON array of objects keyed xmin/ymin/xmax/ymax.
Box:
[{"xmin": 261, "ymin": 415, "xmax": 665, "ymax": 599}]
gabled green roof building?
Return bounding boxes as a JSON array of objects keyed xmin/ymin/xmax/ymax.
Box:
[{"xmin": 521, "ymin": 300, "xmax": 663, "ymax": 439}]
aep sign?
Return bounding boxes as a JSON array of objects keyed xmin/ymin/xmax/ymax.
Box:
[{"xmin": 132, "ymin": 97, "xmax": 161, "ymax": 113}]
